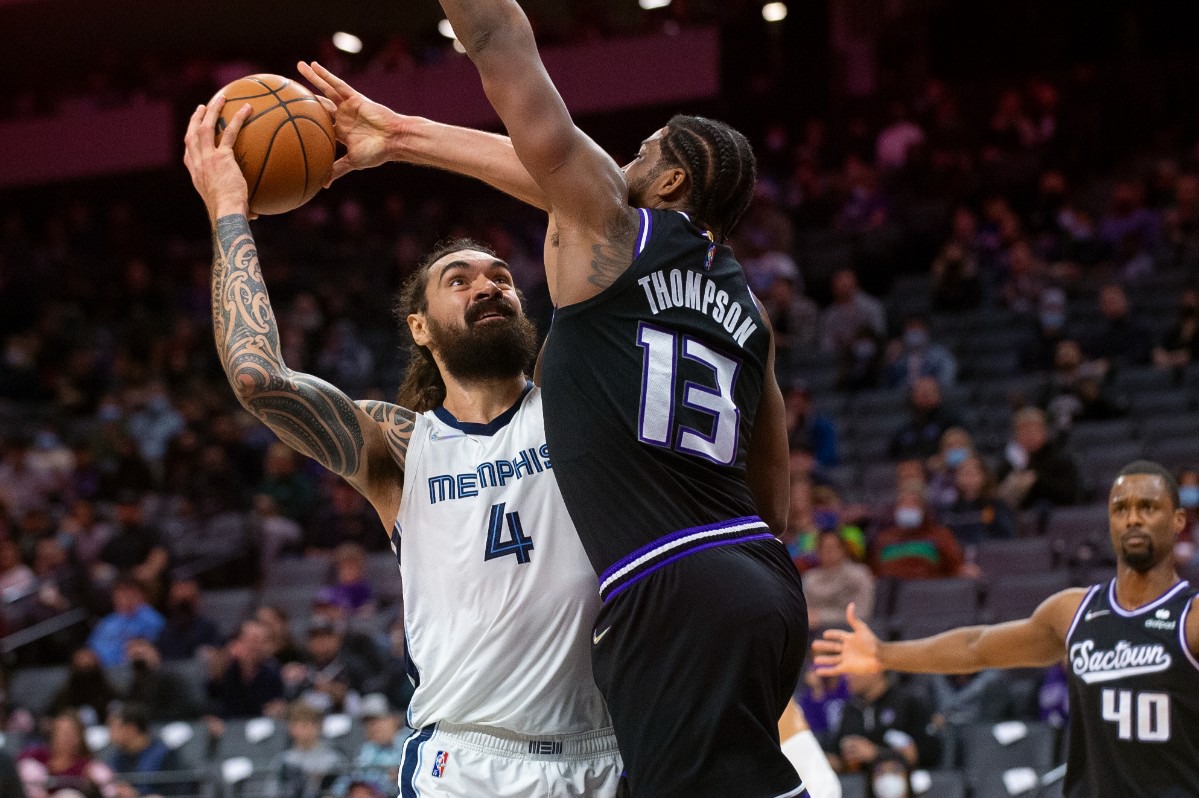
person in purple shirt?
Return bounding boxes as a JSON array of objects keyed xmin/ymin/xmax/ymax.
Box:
[{"xmin": 86, "ymin": 577, "xmax": 165, "ymax": 667}]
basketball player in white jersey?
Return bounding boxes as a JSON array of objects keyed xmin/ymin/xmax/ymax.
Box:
[{"xmin": 183, "ymin": 96, "xmax": 622, "ymax": 798}]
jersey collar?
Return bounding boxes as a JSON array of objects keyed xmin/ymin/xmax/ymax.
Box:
[{"xmin": 433, "ymin": 381, "xmax": 533, "ymax": 437}]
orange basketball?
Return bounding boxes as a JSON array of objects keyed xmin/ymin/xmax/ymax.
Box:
[{"xmin": 212, "ymin": 74, "xmax": 335, "ymax": 216}]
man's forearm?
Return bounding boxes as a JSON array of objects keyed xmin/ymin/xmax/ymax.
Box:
[
  {"xmin": 210, "ymin": 214, "xmax": 366, "ymax": 477},
  {"xmin": 399, "ymin": 117, "xmax": 547, "ymax": 210},
  {"xmin": 878, "ymin": 627, "xmax": 990, "ymax": 674},
  {"xmin": 211, "ymin": 214, "xmax": 288, "ymax": 396}
]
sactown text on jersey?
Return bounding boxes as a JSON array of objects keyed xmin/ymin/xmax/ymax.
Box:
[
  {"xmin": 637, "ymin": 269, "xmax": 758, "ymax": 347},
  {"xmin": 1069, "ymin": 639, "xmax": 1172, "ymax": 684}
]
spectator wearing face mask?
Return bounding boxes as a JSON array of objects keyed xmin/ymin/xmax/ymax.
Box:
[
  {"xmin": 883, "ymin": 314, "xmax": 957, "ymax": 390},
  {"xmin": 925, "ymin": 427, "xmax": 975, "ymax": 511},
  {"xmin": 870, "ymin": 481, "xmax": 972, "ymax": 580},
  {"xmin": 791, "ymin": 486, "xmax": 868, "ymax": 571},
  {"xmin": 866, "ymin": 749, "xmax": 915, "ymax": 798},
  {"xmin": 156, "ymin": 578, "xmax": 220, "ymax": 661},
  {"xmin": 1175, "ymin": 468, "xmax": 1199, "ymax": 566}
]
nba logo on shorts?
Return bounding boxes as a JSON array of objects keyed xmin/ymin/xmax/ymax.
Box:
[{"xmin": 431, "ymin": 751, "xmax": 449, "ymax": 778}]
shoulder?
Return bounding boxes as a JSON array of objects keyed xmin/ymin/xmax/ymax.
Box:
[{"xmin": 1037, "ymin": 586, "xmax": 1092, "ymax": 636}]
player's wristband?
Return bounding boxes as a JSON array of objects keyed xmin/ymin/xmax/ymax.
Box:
[{"xmin": 781, "ymin": 729, "xmax": 842, "ymax": 798}]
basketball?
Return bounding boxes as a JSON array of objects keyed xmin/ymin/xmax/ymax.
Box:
[{"xmin": 212, "ymin": 74, "xmax": 335, "ymax": 216}]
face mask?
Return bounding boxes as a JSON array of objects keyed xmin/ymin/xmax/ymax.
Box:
[
  {"xmin": 1039, "ymin": 310, "xmax": 1065, "ymax": 330},
  {"xmin": 1180, "ymin": 486, "xmax": 1199, "ymax": 509},
  {"xmin": 944, "ymin": 447, "xmax": 969, "ymax": 468},
  {"xmin": 813, "ymin": 510, "xmax": 840, "ymax": 531},
  {"xmin": 873, "ymin": 774, "xmax": 908, "ymax": 798},
  {"xmin": 903, "ymin": 329, "xmax": 929, "ymax": 349},
  {"xmin": 895, "ymin": 507, "xmax": 924, "ymax": 529}
]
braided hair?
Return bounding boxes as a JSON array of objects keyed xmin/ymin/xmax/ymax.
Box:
[
  {"xmin": 657, "ymin": 115, "xmax": 757, "ymax": 243},
  {"xmin": 394, "ymin": 238, "xmax": 497, "ymax": 412}
]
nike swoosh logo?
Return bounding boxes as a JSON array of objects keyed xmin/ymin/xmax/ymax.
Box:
[
  {"xmin": 592, "ymin": 627, "xmax": 612, "ymax": 645},
  {"xmin": 430, "ymin": 431, "xmax": 466, "ymax": 442},
  {"xmin": 1086, "ymin": 610, "xmax": 1110, "ymax": 621}
]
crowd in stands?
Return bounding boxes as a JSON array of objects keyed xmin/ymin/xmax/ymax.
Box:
[{"xmin": 5, "ymin": 7, "xmax": 1199, "ymax": 795}]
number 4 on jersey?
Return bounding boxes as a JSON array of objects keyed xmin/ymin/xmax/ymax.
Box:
[{"xmin": 484, "ymin": 502, "xmax": 534, "ymax": 564}]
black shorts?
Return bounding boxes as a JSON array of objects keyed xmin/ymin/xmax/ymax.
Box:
[{"xmin": 591, "ymin": 531, "xmax": 809, "ymax": 798}]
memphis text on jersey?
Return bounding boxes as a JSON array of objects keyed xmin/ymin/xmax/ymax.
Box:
[
  {"xmin": 1070, "ymin": 638, "xmax": 1172, "ymax": 685},
  {"xmin": 427, "ymin": 444, "xmax": 553, "ymax": 505},
  {"xmin": 637, "ymin": 269, "xmax": 759, "ymax": 348}
]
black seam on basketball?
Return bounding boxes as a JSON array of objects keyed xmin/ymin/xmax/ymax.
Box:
[
  {"xmin": 249, "ymin": 118, "xmax": 290, "ymax": 208},
  {"xmin": 291, "ymin": 115, "xmax": 336, "ymax": 148},
  {"xmin": 253, "ymin": 77, "xmax": 312, "ymax": 199},
  {"xmin": 223, "ymin": 89, "xmax": 275, "ymax": 101}
]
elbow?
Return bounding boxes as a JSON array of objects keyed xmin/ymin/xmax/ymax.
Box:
[
  {"xmin": 461, "ymin": 10, "xmax": 533, "ymax": 59},
  {"xmin": 227, "ymin": 361, "xmax": 286, "ymax": 406}
]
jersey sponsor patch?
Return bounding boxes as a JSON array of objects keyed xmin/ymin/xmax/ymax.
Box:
[{"xmin": 431, "ymin": 750, "xmax": 449, "ymax": 778}]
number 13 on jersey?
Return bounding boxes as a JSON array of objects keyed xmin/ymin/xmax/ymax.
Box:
[{"xmin": 636, "ymin": 324, "xmax": 742, "ymax": 465}]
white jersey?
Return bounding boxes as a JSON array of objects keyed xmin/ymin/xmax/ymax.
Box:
[{"xmin": 396, "ymin": 385, "xmax": 610, "ymax": 735}]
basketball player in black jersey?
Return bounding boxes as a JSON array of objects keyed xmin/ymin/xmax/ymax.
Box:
[
  {"xmin": 815, "ymin": 460, "xmax": 1199, "ymax": 798},
  {"xmin": 336, "ymin": 2, "xmax": 808, "ymax": 797}
]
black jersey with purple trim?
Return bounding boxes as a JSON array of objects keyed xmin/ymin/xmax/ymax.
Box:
[
  {"xmin": 1063, "ymin": 578, "xmax": 1199, "ymax": 798},
  {"xmin": 541, "ymin": 208, "xmax": 770, "ymax": 577}
]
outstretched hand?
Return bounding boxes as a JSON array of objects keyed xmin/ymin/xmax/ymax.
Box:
[
  {"xmin": 182, "ymin": 95, "xmax": 253, "ymax": 221},
  {"xmin": 810, "ymin": 602, "xmax": 885, "ymax": 676},
  {"xmin": 298, "ymin": 61, "xmax": 410, "ymax": 186}
]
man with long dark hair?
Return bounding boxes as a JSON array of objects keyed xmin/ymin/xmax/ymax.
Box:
[{"xmin": 183, "ymin": 98, "xmax": 621, "ymax": 797}]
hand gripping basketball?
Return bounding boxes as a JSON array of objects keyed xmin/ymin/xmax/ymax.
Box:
[
  {"xmin": 183, "ymin": 96, "xmax": 254, "ymax": 221},
  {"xmin": 298, "ymin": 60, "xmax": 406, "ymax": 186},
  {"xmin": 811, "ymin": 602, "xmax": 885, "ymax": 676}
]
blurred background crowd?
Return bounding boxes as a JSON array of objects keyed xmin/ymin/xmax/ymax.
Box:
[{"xmin": 4, "ymin": 0, "xmax": 1199, "ymax": 796}]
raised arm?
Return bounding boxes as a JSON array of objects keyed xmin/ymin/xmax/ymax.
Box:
[
  {"xmin": 813, "ymin": 590, "xmax": 1086, "ymax": 676},
  {"xmin": 438, "ymin": 0, "xmax": 633, "ymax": 304},
  {"xmin": 297, "ymin": 61, "xmax": 548, "ymax": 211},
  {"xmin": 184, "ymin": 96, "xmax": 409, "ymax": 525}
]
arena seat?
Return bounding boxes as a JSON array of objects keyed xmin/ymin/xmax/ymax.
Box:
[
  {"xmin": 264, "ymin": 557, "xmax": 332, "ymax": 590},
  {"xmin": 258, "ymin": 585, "xmax": 322, "ymax": 622},
  {"xmin": 888, "ymin": 578, "xmax": 981, "ymax": 636},
  {"xmin": 201, "ymin": 588, "xmax": 257, "ymax": 640},
  {"xmin": 960, "ymin": 721, "xmax": 1057, "ymax": 789},
  {"xmin": 1065, "ymin": 419, "xmax": 1137, "ymax": 450},
  {"xmin": 837, "ymin": 773, "xmax": 866, "ymax": 798},
  {"xmin": 974, "ymin": 538, "xmax": 1055, "ymax": 581},
  {"xmin": 213, "ymin": 716, "xmax": 289, "ymax": 766},
  {"xmin": 1128, "ymin": 388, "xmax": 1193, "ymax": 416},
  {"xmin": 983, "ymin": 571, "xmax": 1073, "ymax": 623},
  {"xmin": 7, "ymin": 664, "xmax": 68, "ymax": 717},
  {"xmin": 1139, "ymin": 412, "xmax": 1199, "ymax": 443},
  {"xmin": 921, "ymin": 769, "xmax": 967, "ymax": 798}
]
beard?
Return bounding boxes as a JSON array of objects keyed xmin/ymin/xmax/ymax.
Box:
[
  {"xmin": 1120, "ymin": 536, "xmax": 1157, "ymax": 572},
  {"xmin": 426, "ymin": 296, "xmax": 538, "ymax": 382},
  {"xmin": 627, "ymin": 160, "xmax": 668, "ymax": 208}
]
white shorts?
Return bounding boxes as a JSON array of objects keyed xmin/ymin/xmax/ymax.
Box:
[{"xmin": 397, "ymin": 722, "xmax": 623, "ymax": 798}]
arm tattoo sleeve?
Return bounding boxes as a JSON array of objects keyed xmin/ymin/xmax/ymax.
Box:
[
  {"xmin": 211, "ymin": 214, "xmax": 365, "ymax": 477},
  {"xmin": 358, "ymin": 400, "xmax": 417, "ymax": 464}
]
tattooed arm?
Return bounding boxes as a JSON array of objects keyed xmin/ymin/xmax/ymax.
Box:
[
  {"xmin": 438, "ymin": 0, "xmax": 635, "ymax": 307},
  {"xmin": 185, "ymin": 95, "xmax": 408, "ymax": 526}
]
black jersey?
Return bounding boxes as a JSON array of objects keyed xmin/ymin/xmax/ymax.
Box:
[
  {"xmin": 541, "ymin": 208, "xmax": 771, "ymax": 579},
  {"xmin": 1064, "ymin": 579, "xmax": 1199, "ymax": 798}
]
